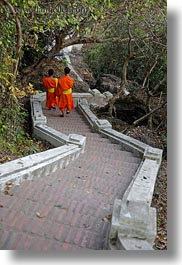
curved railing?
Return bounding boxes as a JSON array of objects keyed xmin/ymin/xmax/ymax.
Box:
[
  {"xmin": 76, "ymin": 95, "xmax": 163, "ymax": 250},
  {"xmin": 0, "ymin": 93, "xmax": 86, "ymax": 192},
  {"xmin": 0, "ymin": 91, "xmax": 163, "ymax": 250}
]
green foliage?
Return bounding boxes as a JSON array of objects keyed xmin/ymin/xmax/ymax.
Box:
[
  {"xmin": 0, "ymin": 135, "xmax": 43, "ymax": 163},
  {"xmin": 0, "ymin": 0, "xmax": 114, "ymax": 163},
  {"xmin": 0, "ymin": 99, "xmax": 44, "ymax": 163},
  {"xmin": 161, "ymin": 135, "xmax": 167, "ymax": 148},
  {"xmin": 0, "ymin": 97, "xmax": 25, "ymax": 137},
  {"xmin": 0, "ymin": 0, "xmax": 167, "ymax": 163},
  {"xmin": 85, "ymin": 0, "xmax": 167, "ymax": 93},
  {"xmin": 84, "ymin": 41, "xmax": 126, "ymax": 78}
]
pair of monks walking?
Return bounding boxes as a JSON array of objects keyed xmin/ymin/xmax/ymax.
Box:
[{"xmin": 42, "ymin": 67, "xmax": 74, "ymax": 117}]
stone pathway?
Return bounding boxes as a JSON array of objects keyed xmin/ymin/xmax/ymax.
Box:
[{"xmin": 0, "ymin": 107, "xmax": 141, "ymax": 250}]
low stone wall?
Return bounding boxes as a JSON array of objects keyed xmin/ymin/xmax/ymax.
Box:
[
  {"xmin": 30, "ymin": 93, "xmax": 47, "ymax": 127},
  {"xmin": 0, "ymin": 94, "xmax": 86, "ymax": 192},
  {"xmin": 0, "ymin": 145, "xmax": 81, "ymax": 192},
  {"xmin": 0, "ymin": 91, "xmax": 163, "ymax": 250},
  {"xmin": 77, "ymin": 97, "xmax": 163, "ymax": 250},
  {"xmin": 73, "ymin": 89, "xmax": 113, "ymax": 107}
]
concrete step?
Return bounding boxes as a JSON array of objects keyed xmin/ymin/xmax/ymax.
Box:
[
  {"xmin": 85, "ymin": 144, "xmax": 121, "ymax": 152},
  {"xmin": 0, "ymin": 107, "xmax": 143, "ymax": 250},
  {"xmin": 83, "ymin": 148, "xmax": 140, "ymax": 159}
]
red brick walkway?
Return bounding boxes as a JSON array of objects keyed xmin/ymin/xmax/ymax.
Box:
[{"xmin": 0, "ymin": 107, "xmax": 141, "ymax": 250}]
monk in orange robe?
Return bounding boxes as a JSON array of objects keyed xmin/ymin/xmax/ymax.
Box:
[
  {"xmin": 42, "ymin": 69, "xmax": 58, "ymax": 110},
  {"xmin": 56, "ymin": 67, "xmax": 74, "ymax": 117}
]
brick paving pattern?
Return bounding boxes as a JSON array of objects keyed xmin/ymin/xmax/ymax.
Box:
[{"xmin": 0, "ymin": 107, "xmax": 141, "ymax": 250}]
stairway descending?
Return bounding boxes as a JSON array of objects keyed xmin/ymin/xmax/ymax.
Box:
[{"xmin": 0, "ymin": 107, "xmax": 141, "ymax": 250}]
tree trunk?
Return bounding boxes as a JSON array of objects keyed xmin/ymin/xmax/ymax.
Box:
[
  {"xmin": 108, "ymin": 22, "xmax": 135, "ymax": 117},
  {"xmin": 146, "ymin": 95, "xmax": 153, "ymax": 129}
]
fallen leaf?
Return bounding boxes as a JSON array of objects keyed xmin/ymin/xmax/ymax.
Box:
[
  {"xmin": 62, "ymin": 208, "xmax": 68, "ymax": 211},
  {"xmin": 70, "ymin": 183, "xmax": 76, "ymax": 188},
  {"xmin": 54, "ymin": 205, "xmax": 68, "ymax": 210},
  {"xmin": 36, "ymin": 212, "xmax": 44, "ymax": 218},
  {"xmin": 5, "ymin": 182, "xmax": 12, "ymax": 190},
  {"xmin": 102, "ymin": 214, "xmax": 112, "ymax": 222},
  {"xmin": 54, "ymin": 204, "xmax": 62, "ymax": 208},
  {"xmin": 6, "ymin": 181, "xmax": 12, "ymax": 185},
  {"xmin": 4, "ymin": 190, "xmax": 13, "ymax": 196},
  {"xmin": 83, "ymin": 224, "xmax": 89, "ymax": 228}
]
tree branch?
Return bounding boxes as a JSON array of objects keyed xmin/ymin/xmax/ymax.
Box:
[
  {"xmin": 142, "ymin": 54, "xmax": 159, "ymax": 89},
  {"xmin": 62, "ymin": 36, "xmax": 134, "ymax": 49},
  {"xmin": 133, "ymin": 101, "xmax": 167, "ymax": 126},
  {"xmin": 152, "ymin": 76, "xmax": 166, "ymax": 93}
]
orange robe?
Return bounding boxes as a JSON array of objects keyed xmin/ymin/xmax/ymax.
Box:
[
  {"xmin": 56, "ymin": 75, "xmax": 74, "ymax": 112},
  {"xmin": 42, "ymin": 77, "xmax": 58, "ymax": 109}
]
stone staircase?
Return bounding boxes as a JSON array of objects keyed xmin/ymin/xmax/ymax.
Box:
[
  {"xmin": 0, "ymin": 106, "xmax": 141, "ymax": 250},
  {"xmin": 0, "ymin": 92, "xmax": 163, "ymax": 250}
]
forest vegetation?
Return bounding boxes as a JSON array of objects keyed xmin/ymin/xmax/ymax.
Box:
[{"xmin": 0, "ymin": 0, "xmax": 167, "ymax": 249}]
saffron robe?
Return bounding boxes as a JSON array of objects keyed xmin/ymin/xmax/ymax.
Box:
[
  {"xmin": 42, "ymin": 77, "xmax": 58, "ymax": 109},
  {"xmin": 56, "ymin": 75, "xmax": 74, "ymax": 112}
]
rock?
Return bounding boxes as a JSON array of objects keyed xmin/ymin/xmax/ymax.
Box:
[
  {"xmin": 74, "ymin": 79, "xmax": 90, "ymax": 92},
  {"xmin": 114, "ymin": 96, "xmax": 147, "ymax": 125},
  {"xmin": 95, "ymin": 74, "xmax": 121, "ymax": 94},
  {"xmin": 103, "ymin": 91, "xmax": 113, "ymax": 100}
]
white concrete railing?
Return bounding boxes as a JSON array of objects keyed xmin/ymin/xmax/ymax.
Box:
[
  {"xmin": 0, "ymin": 93, "xmax": 86, "ymax": 192},
  {"xmin": 0, "ymin": 91, "xmax": 163, "ymax": 250},
  {"xmin": 77, "ymin": 97, "xmax": 163, "ymax": 250},
  {"xmin": 30, "ymin": 92, "xmax": 163, "ymax": 250},
  {"xmin": 0, "ymin": 145, "xmax": 81, "ymax": 192},
  {"xmin": 0, "ymin": 89, "xmax": 109, "ymax": 192},
  {"xmin": 30, "ymin": 94, "xmax": 86, "ymax": 149}
]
